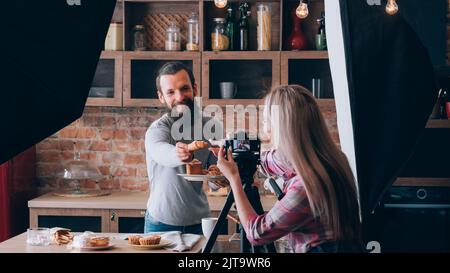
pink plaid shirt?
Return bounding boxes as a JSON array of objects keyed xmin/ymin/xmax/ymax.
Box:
[{"xmin": 245, "ymin": 150, "xmax": 334, "ymax": 253}]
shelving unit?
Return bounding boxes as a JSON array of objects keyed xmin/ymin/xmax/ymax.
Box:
[{"xmin": 88, "ymin": 0, "xmax": 333, "ymax": 108}]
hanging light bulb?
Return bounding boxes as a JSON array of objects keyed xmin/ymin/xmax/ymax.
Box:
[
  {"xmin": 386, "ymin": 0, "xmax": 399, "ymax": 15},
  {"xmin": 296, "ymin": 0, "xmax": 309, "ymax": 19},
  {"xmin": 214, "ymin": 0, "xmax": 227, "ymax": 9}
]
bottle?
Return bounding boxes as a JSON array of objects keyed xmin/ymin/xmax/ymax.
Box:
[
  {"xmin": 315, "ymin": 12, "xmax": 327, "ymax": 51},
  {"xmin": 132, "ymin": 25, "xmax": 146, "ymax": 51},
  {"xmin": 165, "ymin": 23, "xmax": 181, "ymax": 51},
  {"xmin": 286, "ymin": 6, "xmax": 307, "ymax": 50},
  {"xmin": 257, "ymin": 3, "xmax": 271, "ymax": 51},
  {"xmin": 187, "ymin": 12, "xmax": 199, "ymax": 51},
  {"xmin": 225, "ymin": 6, "xmax": 236, "ymax": 51},
  {"xmin": 211, "ymin": 18, "xmax": 229, "ymax": 51},
  {"xmin": 238, "ymin": 2, "xmax": 250, "ymax": 51}
]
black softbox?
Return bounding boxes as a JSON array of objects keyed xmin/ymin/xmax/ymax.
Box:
[
  {"xmin": 0, "ymin": 1, "xmax": 116, "ymax": 164},
  {"xmin": 325, "ymin": 0, "xmax": 441, "ymax": 237}
]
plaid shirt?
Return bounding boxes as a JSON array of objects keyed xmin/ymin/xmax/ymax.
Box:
[{"xmin": 245, "ymin": 150, "xmax": 333, "ymax": 253}]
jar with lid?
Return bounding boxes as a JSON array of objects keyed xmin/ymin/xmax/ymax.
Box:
[
  {"xmin": 132, "ymin": 24, "xmax": 146, "ymax": 51},
  {"xmin": 187, "ymin": 12, "xmax": 199, "ymax": 51},
  {"xmin": 165, "ymin": 23, "xmax": 181, "ymax": 51},
  {"xmin": 211, "ymin": 18, "xmax": 229, "ymax": 51},
  {"xmin": 257, "ymin": 3, "xmax": 271, "ymax": 51}
]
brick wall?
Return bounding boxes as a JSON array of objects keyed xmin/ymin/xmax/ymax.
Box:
[
  {"xmin": 36, "ymin": 105, "xmax": 339, "ymax": 192},
  {"xmin": 36, "ymin": 107, "xmax": 164, "ymax": 193}
]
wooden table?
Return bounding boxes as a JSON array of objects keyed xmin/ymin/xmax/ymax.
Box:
[{"xmin": 0, "ymin": 232, "xmax": 206, "ymax": 253}]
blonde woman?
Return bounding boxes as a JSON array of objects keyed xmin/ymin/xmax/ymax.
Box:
[{"xmin": 216, "ymin": 85, "xmax": 363, "ymax": 253}]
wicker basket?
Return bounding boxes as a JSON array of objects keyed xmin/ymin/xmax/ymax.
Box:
[{"xmin": 144, "ymin": 13, "xmax": 190, "ymax": 51}]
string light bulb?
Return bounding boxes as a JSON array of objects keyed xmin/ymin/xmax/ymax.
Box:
[
  {"xmin": 296, "ymin": 0, "xmax": 309, "ymax": 19},
  {"xmin": 386, "ymin": 0, "xmax": 399, "ymax": 15},
  {"xmin": 214, "ymin": 0, "xmax": 227, "ymax": 9}
]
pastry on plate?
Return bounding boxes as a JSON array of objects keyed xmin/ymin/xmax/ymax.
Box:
[
  {"xmin": 139, "ymin": 235, "xmax": 161, "ymax": 245},
  {"xmin": 129, "ymin": 235, "xmax": 142, "ymax": 245},
  {"xmin": 186, "ymin": 159, "xmax": 203, "ymax": 175},
  {"xmin": 53, "ymin": 229, "xmax": 74, "ymax": 245},
  {"xmin": 88, "ymin": 236, "xmax": 110, "ymax": 247},
  {"xmin": 207, "ymin": 165, "xmax": 222, "ymax": 176}
]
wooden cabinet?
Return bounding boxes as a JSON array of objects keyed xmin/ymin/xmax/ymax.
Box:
[
  {"xmin": 29, "ymin": 208, "xmax": 110, "ymax": 233},
  {"xmin": 29, "ymin": 208, "xmax": 146, "ymax": 233},
  {"xmin": 109, "ymin": 209, "xmax": 146, "ymax": 233}
]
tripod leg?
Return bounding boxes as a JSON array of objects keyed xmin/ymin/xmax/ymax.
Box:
[
  {"xmin": 202, "ymin": 191, "xmax": 235, "ymax": 253},
  {"xmin": 241, "ymin": 184, "xmax": 277, "ymax": 253}
]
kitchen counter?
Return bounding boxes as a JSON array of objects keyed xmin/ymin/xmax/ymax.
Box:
[
  {"xmin": 0, "ymin": 232, "xmax": 205, "ymax": 253},
  {"xmin": 28, "ymin": 191, "xmax": 278, "ymax": 233},
  {"xmin": 28, "ymin": 191, "xmax": 278, "ymax": 212}
]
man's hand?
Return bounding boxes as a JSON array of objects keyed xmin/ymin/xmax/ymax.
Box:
[{"xmin": 176, "ymin": 142, "xmax": 193, "ymax": 163}]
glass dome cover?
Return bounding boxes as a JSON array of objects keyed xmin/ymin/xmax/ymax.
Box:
[{"xmin": 58, "ymin": 151, "xmax": 103, "ymax": 181}]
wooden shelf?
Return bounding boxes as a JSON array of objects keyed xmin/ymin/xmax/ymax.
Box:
[
  {"xmin": 281, "ymin": 50, "xmax": 329, "ymax": 59},
  {"xmin": 124, "ymin": 50, "xmax": 201, "ymax": 59},
  {"xmin": 426, "ymin": 119, "xmax": 450, "ymax": 128},
  {"xmin": 394, "ymin": 177, "xmax": 450, "ymax": 187},
  {"xmin": 205, "ymin": 98, "xmax": 335, "ymax": 109},
  {"xmin": 202, "ymin": 51, "xmax": 281, "ymax": 60}
]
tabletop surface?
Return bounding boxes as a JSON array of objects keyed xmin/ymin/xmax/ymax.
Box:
[
  {"xmin": 28, "ymin": 191, "xmax": 277, "ymax": 211},
  {"xmin": 0, "ymin": 232, "xmax": 206, "ymax": 253}
]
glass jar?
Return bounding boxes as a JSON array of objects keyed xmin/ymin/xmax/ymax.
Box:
[
  {"xmin": 132, "ymin": 24, "xmax": 146, "ymax": 51},
  {"xmin": 211, "ymin": 18, "xmax": 229, "ymax": 51},
  {"xmin": 187, "ymin": 12, "xmax": 199, "ymax": 51},
  {"xmin": 257, "ymin": 3, "xmax": 271, "ymax": 51},
  {"xmin": 165, "ymin": 23, "xmax": 181, "ymax": 51}
]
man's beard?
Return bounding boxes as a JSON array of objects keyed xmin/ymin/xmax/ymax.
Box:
[{"xmin": 165, "ymin": 98, "xmax": 195, "ymax": 123}]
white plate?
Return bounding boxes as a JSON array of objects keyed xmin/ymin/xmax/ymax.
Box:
[
  {"xmin": 77, "ymin": 243, "xmax": 115, "ymax": 251},
  {"xmin": 129, "ymin": 240, "xmax": 172, "ymax": 250},
  {"xmin": 177, "ymin": 174, "xmax": 226, "ymax": 182}
]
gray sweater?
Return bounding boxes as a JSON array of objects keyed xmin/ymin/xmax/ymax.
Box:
[{"xmin": 145, "ymin": 113, "xmax": 220, "ymax": 226}]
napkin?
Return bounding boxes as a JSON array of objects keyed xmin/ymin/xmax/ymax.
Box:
[{"xmin": 161, "ymin": 231, "xmax": 202, "ymax": 252}]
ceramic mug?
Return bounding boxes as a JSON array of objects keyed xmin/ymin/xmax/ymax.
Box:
[
  {"xmin": 201, "ymin": 217, "xmax": 218, "ymax": 239},
  {"xmin": 220, "ymin": 82, "xmax": 237, "ymax": 99}
]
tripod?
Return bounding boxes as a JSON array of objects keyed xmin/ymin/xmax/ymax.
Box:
[{"xmin": 202, "ymin": 150, "xmax": 277, "ymax": 253}]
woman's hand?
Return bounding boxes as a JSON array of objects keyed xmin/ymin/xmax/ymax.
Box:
[{"xmin": 217, "ymin": 146, "xmax": 240, "ymax": 184}]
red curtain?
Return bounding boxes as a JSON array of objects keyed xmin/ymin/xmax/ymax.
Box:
[{"xmin": 0, "ymin": 161, "xmax": 11, "ymax": 242}]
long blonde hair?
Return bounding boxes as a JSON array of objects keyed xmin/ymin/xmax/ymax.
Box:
[{"xmin": 264, "ymin": 85, "xmax": 361, "ymax": 243}]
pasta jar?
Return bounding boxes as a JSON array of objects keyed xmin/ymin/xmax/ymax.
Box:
[
  {"xmin": 165, "ymin": 23, "xmax": 181, "ymax": 51},
  {"xmin": 187, "ymin": 12, "xmax": 199, "ymax": 51},
  {"xmin": 132, "ymin": 25, "xmax": 146, "ymax": 51},
  {"xmin": 211, "ymin": 18, "xmax": 229, "ymax": 51},
  {"xmin": 257, "ymin": 3, "xmax": 271, "ymax": 51}
]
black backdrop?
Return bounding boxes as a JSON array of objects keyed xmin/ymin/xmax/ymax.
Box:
[
  {"xmin": 0, "ymin": 1, "xmax": 116, "ymax": 164},
  {"xmin": 337, "ymin": 0, "xmax": 441, "ymax": 235}
]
